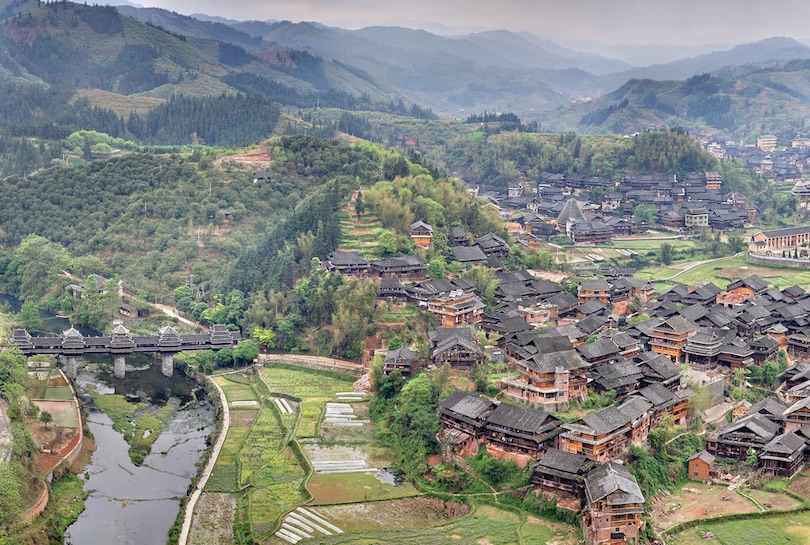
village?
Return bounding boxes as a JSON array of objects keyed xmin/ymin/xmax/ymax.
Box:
[{"xmin": 314, "ymin": 158, "xmax": 810, "ymax": 545}]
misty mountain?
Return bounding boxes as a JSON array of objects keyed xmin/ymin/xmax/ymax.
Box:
[
  {"xmin": 547, "ymin": 62, "xmax": 810, "ymax": 138},
  {"xmin": 462, "ymin": 30, "xmax": 631, "ymax": 74},
  {"xmin": 600, "ymin": 37, "xmax": 810, "ymax": 90},
  {"xmin": 562, "ymin": 40, "xmax": 736, "ymax": 66}
]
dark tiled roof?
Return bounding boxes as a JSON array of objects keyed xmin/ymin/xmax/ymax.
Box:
[
  {"xmin": 485, "ymin": 402, "xmax": 558, "ymax": 434},
  {"xmin": 688, "ymin": 450, "xmax": 716, "ymax": 465},
  {"xmin": 761, "ymin": 226, "xmax": 810, "ymax": 238},
  {"xmin": 328, "ymin": 251, "xmax": 369, "ymax": 266},
  {"xmin": 577, "ymin": 338, "xmax": 620, "ymax": 360},
  {"xmin": 439, "ymin": 390, "xmax": 495, "ymax": 420},
  {"xmin": 584, "ymin": 462, "xmax": 644, "ymax": 506},
  {"xmin": 450, "ymin": 245, "xmax": 488, "ymax": 263},
  {"xmin": 762, "ymin": 431, "xmax": 806, "ymax": 456},
  {"xmin": 534, "ymin": 448, "xmax": 588, "ymax": 474}
]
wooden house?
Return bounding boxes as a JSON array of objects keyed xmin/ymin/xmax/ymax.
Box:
[
  {"xmin": 687, "ymin": 451, "xmax": 720, "ymax": 481},
  {"xmin": 371, "ymin": 255, "xmax": 427, "ymax": 281},
  {"xmin": 475, "ymin": 233, "xmax": 511, "ymax": 259},
  {"xmin": 650, "ymin": 316, "xmax": 696, "ymax": 362},
  {"xmin": 532, "ymin": 448, "xmax": 594, "ymax": 507},
  {"xmin": 438, "ymin": 390, "xmax": 496, "ymax": 457},
  {"xmin": 383, "ymin": 347, "xmax": 418, "ymax": 377},
  {"xmin": 484, "ymin": 402, "xmax": 561, "ymax": 467},
  {"xmin": 429, "ymin": 327, "xmax": 483, "ymax": 369},
  {"xmin": 706, "ymin": 413, "xmax": 780, "ymax": 460},
  {"xmin": 326, "ymin": 251, "xmax": 370, "ymax": 277},
  {"xmin": 759, "ymin": 431, "xmax": 807, "ymax": 478},
  {"xmin": 784, "ymin": 397, "xmax": 810, "ymax": 432},
  {"xmin": 578, "ymin": 280, "xmax": 612, "ymax": 305},
  {"xmin": 500, "ymin": 337, "xmax": 589, "ymax": 411},
  {"xmin": 426, "ymin": 291, "xmax": 485, "ymax": 328},
  {"xmin": 582, "ymin": 462, "xmax": 645, "ymax": 545},
  {"xmin": 409, "ymin": 220, "xmax": 433, "ymax": 248},
  {"xmin": 559, "ymin": 397, "xmax": 653, "ymax": 462}
]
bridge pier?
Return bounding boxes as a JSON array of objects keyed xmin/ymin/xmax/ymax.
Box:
[
  {"xmin": 65, "ymin": 356, "xmax": 79, "ymax": 380},
  {"xmin": 161, "ymin": 354, "xmax": 174, "ymax": 377},
  {"xmin": 114, "ymin": 356, "xmax": 126, "ymax": 379}
]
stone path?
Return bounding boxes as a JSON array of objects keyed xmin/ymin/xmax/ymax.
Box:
[
  {"xmin": 275, "ymin": 507, "xmax": 343, "ymax": 544},
  {"xmin": 178, "ymin": 373, "xmax": 232, "ymax": 545}
]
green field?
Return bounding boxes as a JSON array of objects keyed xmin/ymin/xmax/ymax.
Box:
[
  {"xmin": 297, "ymin": 504, "xmax": 578, "ymax": 545},
  {"xmin": 308, "ymin": 471, "xmax": 419, "ymax": 504},
  {"xmin": 212, "ymin": 375, "xmax": 258, "ymax": 402},
  {"xmin": 261, "ymin": 365, "xmax": 355, "ymax": 438},
  {"xmin": 638, "ymin": 255, "xmax": 810, "ymax": 290},
  {"xmin": 44, "ymin": 386, "xmax": 75, "ymax": 401},
  {"xmin": 673, "ymin": 511, "xmax": 810, "ymax": 545}
]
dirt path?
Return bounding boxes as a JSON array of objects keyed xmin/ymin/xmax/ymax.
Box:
[
  {"xmin": 153, "ymin": 303, "xmax": 199, "ymax": 329},
  {"xmin": 659, "ymin": 252, "xmax": 743, "ymax": 280}
]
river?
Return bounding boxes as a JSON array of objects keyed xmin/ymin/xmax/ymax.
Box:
[
  {"xmin": 0, "ymin": 293, "xmax": 217, "ymax": 545},
  {"xmin": 66, "ymin": 361, "xmax": 215, "ymax": 545}
]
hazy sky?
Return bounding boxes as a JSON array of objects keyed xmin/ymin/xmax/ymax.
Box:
[{"xmin": 131, "ymin": 0, "xmax": 810, "ymax": 45}]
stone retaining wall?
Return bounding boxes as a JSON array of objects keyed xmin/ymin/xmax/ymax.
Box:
[
  {"xmin": 747, "ymin": 252, "xmax": 810, "ymax": 269},
  {"xmin": 21, "ymin": 481, "xmax": 49, "ymax": 524},
  {"xmin": 46, "ymin": 369, "xmax": 84, "ymax": 482},
  {"xmin": 262, "ymin": 354, "xmax": 365, "ymax": 376}
]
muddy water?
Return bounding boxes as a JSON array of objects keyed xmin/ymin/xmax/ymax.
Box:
[{"xmin": 64, "ymin": 362, "xmax": 216, "ymax": 545}]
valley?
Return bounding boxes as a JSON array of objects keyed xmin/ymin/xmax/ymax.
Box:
[{"xmin": 3, "ymin": 2, "xmax": 810, "ymax": 545}]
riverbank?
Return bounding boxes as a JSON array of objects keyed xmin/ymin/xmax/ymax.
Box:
[{"xmin": 3, "ymin": 359, "xmax": 90, "ymax": 544}]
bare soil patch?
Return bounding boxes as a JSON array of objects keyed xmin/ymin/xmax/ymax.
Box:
[
  {"xmin": 747, "ymin": 488, "xmax": 803, "ymax": 511},
  {"xmin": 788, "ymin": 474, "xmax": 810, "ymax": 499},
  {"xmin": 527, "ymin": 269, "xmax": 568, "ymax": 283},
  {"xmin": 214, "ymin": 151, "xmax": 274, "ymax": 170},
  {"xmin": 652, "ymin": 483, "xmax": 760, "ymax": 531},
  {"xmin": 47, "ymin": 375, "xmax": 69, "ymax": 387},
  {"xmin": 188, "ymin": 492, "xmax": 237, "ymax": 545},
  {"xmin": 229, "ymin": 409, "xmax": 259, "ymax": 427}
]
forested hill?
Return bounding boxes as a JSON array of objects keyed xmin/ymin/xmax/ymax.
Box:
[
  {"xmin": 0, "ymin": 136, "xmax": 387, "ymax": 302},
  {"xmin": 546, "ymin": 68, "xmax": 810, "ymax": 139},
  {"xmin": 0, "ymin": 2, "xmax": 438, "ymax": 148}
]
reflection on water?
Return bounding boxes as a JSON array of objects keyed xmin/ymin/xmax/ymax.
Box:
[
  {"xmin": 0, "ymin": 292, "xmax": 98, "ymax": 336},
  {"xmin": 376, "ymin": 467, "xmax": 406, "ymax": 486},
  {"xmin": 66, "ymin": 362, "xmax": 215, "ymax": 545}
]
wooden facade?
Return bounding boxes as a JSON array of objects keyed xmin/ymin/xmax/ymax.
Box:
[{"xmin": 582, "ymin": 463, "xmax": 645, "ymax": 545}]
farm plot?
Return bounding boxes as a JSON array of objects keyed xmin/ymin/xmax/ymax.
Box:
[
  {"xmin": 288, "ymin": 504, "xmax": 579, "ymax": 545},
  {"xmin": 320, "ymin": 403, "xmax": 376, "ymax": 443},
  {"xmin": 274, "ymin": 506, "xmax": 344, "ymax": 544},
  {"xmin": 310, "ymin": 498, "xmax": 470, "ymax": 533},
  {"xmin": 241, "ymin": 409, "xmax": 308, "ymax": 539},
  {"xmin": 188, "ymin": 492, "xmax": 237, "ymax": 545},
  {"xmin": 261, "ymin": 366, "xmax": 356, "ymax": 438},
  {"xmin": 788, "ymin": 471, "xmax": 810, "ymax": 498},
  {"xmin": 673, "ymin": 511, "xmax": 810, "ymax": 545},
  {"xmin": 43, "ymin": 386, "xmax": 75, "ymax": 401},
  {"xmin": 213, "ymin": 375, "xmax": 258, "ymax": 403},
  {"xmin": 746, "ymin": 487, "xmax": 803, "ymax": 511}
]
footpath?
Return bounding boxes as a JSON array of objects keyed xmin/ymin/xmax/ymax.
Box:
[{"xmin": 177, "ymin": 368, "xmax": 239, "ymax": 545}]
